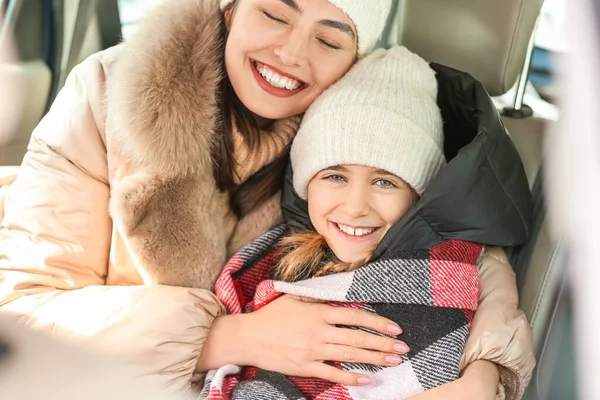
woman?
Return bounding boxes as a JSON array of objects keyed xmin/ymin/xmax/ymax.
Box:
[{"xmin": 0, "ymin": 0, "xmax": 532, "ymax": 398}]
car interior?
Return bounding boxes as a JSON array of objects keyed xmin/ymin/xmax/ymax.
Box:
[{"xmin": 0, "ymin": 0, "xmax": 570, "ymax": 398}]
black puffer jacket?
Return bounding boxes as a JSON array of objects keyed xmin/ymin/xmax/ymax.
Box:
[
  {"xmin": 280, "ymin": 63, "xmax": 535, "ymax": 400},
  {"xmin": 281, "ymin": 63, "xmax": 533, "ymax": 254}
]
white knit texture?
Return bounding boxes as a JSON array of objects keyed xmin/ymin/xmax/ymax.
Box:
[
  {"xmin": 291, "ymin": 46, "xmax": 446, "ymax": 198},
  {"xmin": 220, "ymin": 0, "xmax": 392, "ymax": 56}
]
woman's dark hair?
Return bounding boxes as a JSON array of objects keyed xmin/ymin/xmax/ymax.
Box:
[{"xmin": 212, "ymin": 14, "xmax": 291, "ymax": 218}]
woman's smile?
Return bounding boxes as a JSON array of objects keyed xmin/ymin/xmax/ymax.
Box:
[{"xmin": 251, "ymin": 59, "xmax": 307, "ymax": 98}]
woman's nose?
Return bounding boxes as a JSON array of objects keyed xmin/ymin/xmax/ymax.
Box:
[{"xmin": 274, "ymin": 30, "xmax": 307, "ymax": 67}]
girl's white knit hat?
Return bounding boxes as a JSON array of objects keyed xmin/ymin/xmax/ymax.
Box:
[
  {"xmin": 291, "ymin": 46, "xmax": 446, "ymax": 198},
  {"xmin": 220, "ymin": 0, "xmax": 392, "ymax": 56}
]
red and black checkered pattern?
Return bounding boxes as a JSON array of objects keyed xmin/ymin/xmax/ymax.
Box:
[{"xmin": 203, "ymin": 226, "xmax": 481, "ymax": 400}]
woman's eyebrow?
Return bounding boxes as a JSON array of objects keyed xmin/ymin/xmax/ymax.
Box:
[
  {"xmin": 278, "ymin": 0, "xmax": 303, "ymax": 13},
  {"xmin": 274, "ymin": 1, "xmax": 355, "ymax": 40},
  {"xmin": 319, "ymin": 20, "xmax": 356, "ymax": 40}
]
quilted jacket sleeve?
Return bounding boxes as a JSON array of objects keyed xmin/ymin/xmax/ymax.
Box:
[
  {"xmin": 0, "ymin": 53, "xmax": 224, "ymax": 392},
  {"xmin": 460, "ymin": 246, "xmax": 535, "ymax": 400}
]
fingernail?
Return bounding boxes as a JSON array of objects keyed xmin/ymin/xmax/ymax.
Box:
[
  {"xmin": 385, "ymin": 355, "xmax": 403, "ymax": 364},
  {"xmin": 387, "ymin": 323, "xmax": 402, "ymax": 335},
  {"xmin": 357, "ymin": 377, "xmax": 371, "ymax": 385},
  {"xmin": 393, "ymin": 343, "xmax": 410, "ymax": 353}
]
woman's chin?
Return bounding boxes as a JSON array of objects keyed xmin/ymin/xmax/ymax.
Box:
[{"xmin": 245, "ymin": 102, "xmax": 304, "ymax": 122}]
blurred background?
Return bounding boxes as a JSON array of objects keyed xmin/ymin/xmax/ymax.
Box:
[{"xmin": 1, "ymin": 0, "xmax": 594, "ymax": 399}]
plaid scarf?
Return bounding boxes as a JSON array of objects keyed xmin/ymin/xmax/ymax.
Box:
[{"xmin": 201, "ymin": 226, "xmax": 481, "ymax": 400}]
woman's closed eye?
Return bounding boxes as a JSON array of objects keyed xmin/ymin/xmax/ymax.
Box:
[
  {"xmin": 317, "ymin": 37, "xmax": 342, "ymax": 50},
  {"xmin": 258, "ymin": 7, "xmax": 289, "ymax": 25}
]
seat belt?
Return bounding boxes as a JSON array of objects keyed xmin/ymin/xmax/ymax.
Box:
[
  {"xmin": 507, "ymin": 166, "xmax": 546, "ymax": 292},
  {"xmin": 56, "ymin": 0, "xmax": 98, "ymax": 89},
  {"xmin": 43, "ymin": 0, "xmax": 53, "ymax": 64},
  {"xmin": 0, "ymin": 0, "xmax": 23, "ymax": 49},
  {"xmin": 96, "ymin": 0, "xmax": 122, "ymax": 49}
]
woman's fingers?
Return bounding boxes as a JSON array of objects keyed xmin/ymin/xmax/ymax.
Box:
[
  {"xmin": 322, "ymin": 305, "xmax": 402, "ymax": 336},
  {"xmin": 327, "ymin": 325, "xmax": 410, "ymax": 355},
  {"xmin": 288, "ymin": 295, "xmax": 326, "ymax": 304},
  {"xmin": 322, "ymin": 344, "xmax": 404, "ymax": 367},
  {"xmin": 307, "ymin": 362, "xmax": 372, "ymax": 386}
]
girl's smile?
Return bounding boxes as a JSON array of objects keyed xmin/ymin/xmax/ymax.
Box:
[{"xmin": 308, "ymin": 165, "xmax": 417, "ymax": 263}]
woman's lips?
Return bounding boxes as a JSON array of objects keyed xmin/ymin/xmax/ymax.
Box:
[{"xmin": 251, "ymin": 60, "xmax": 307, "ymax": 98}]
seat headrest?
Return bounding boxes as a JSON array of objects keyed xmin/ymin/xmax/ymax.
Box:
[{"xmin": 390, "ymin": 0, "xmax": 543, "ymax": 96}]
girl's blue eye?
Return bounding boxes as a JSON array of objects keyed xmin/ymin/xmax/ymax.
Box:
[
  {"xmin": 324, "ymin": 174, "xmax": 345, "ymax": 182},
  {"xmin": 375, "ymin": 179, "xmax": 396, "ymax": 188}
]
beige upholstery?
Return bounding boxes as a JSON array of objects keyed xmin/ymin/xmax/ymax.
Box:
[
  {"xmin": 63, "ymin": 0, "xmax": 103, "ymax": 66},
  {"xmin": 503, "ymin": 116, "xmax": 547, "ymax": 187},
  {"xmin": 0, "ymin": 60, "xmax": 52, "ymax": 166},
  {"xmin": 502, "ymin": 116, "xmax": 564, "ymax": 362},
  {"xmin": 391, "ymin": 0, "xmax": 544, "ymax": 96},
  {"xmin": 0, "ymin": 0, "xmax": 103, "ymax": 166}
]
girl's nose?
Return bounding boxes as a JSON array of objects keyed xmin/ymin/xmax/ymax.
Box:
[{"xmin": 344, "ymin": 185, "xmax": 371, "ymax": 217}]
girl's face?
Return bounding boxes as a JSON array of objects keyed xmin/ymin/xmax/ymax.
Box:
[
  {"xmin": 224, "ymin": 0, "xmax": 358, "ymax": 121},
  {"xmin": 307, "ymin": 165, "xmax": 417, "ymax": 263}
]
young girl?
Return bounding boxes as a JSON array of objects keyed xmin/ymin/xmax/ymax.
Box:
[{"xmin": 202, "ymin": 46, "xmax": 521, "ymax": 399}]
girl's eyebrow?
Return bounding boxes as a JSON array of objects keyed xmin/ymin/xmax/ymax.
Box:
[
  {"xmin": 374, "ymin": 168, "xmax": 395, "ymax": 176},
  {"xmin": 326, "ymin": 165, "xmax": 348, "ymax": 172}
]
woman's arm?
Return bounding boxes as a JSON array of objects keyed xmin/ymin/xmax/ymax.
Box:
[
  {"xmin": 460, "ymin": 247, "xmax": 535, "ymax": 399},
  {"xmin": 407, "ymin": 361, "xmax": 500, "ymax": 400},
  {"xmin": 0, "ymin": 55, "xmax": 111, "ymax": 306},
  {"xmin": 197, "ymin": 294, "xmax": 411, "ymax": 386},
  {"xmin": 0, "ymin": 52, "xmax": 225, "ymax": 392}
]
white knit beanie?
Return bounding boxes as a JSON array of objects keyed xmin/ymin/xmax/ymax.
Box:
[
  {"xmin": 220, "ymin": 0, "xmax": 392, "ymax": 56},
  {"xmin": 291, "ymin": 46, "xmax": 446, "ymax": 198}
]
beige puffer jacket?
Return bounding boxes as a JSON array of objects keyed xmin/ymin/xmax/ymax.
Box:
[{"xmin": 0, "ymin": 0, "xmax": 534, "ymax": 397}]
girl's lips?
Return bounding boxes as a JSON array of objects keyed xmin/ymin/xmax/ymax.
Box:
[
  {"xmin": 330, "ymin": 221, "xmax": 382, "ymax": 243},
  {"xmin": 251, "ymin": 60, "xmax": 307, "ymax": 98}
]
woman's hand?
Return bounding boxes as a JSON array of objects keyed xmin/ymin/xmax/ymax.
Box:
[{"xmin": 198, "ymin": 294, "xmax": 410, "ymax": 386}]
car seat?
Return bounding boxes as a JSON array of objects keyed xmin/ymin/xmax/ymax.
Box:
[{"xmin": 384, "ymin": 0, "xmax": 567, "ymax": 397}]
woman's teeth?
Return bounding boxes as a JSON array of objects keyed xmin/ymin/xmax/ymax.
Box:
[
  {"xmin": 255, "ymin": 62, "xmax": 302, "ymax": 90},
  {"xmin": 336, "ymin": 223, "xmax": 376, "ymax": 237}
]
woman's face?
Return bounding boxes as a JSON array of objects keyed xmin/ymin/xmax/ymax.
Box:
[
  {"xmin": 307, "ymin": 165, "xmax": 417, "ymax": 264},
  {"xmin": 225, "ymin": 0, "xmax": 358, "ymax": 121}
]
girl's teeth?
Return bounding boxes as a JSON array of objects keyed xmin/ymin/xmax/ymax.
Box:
[{"xmin": 337, "ymin": 224, "xmax": 375, "ymax": 237}]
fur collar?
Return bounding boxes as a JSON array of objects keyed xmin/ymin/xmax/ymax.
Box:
[
  {"xmin": 104, "ymin": 0, "xmax": 299, "ymax": 289},
  {"xmin": 106, "ymin": 0, "xmax": 235, "ymax": 289},
  {"xmin": 107, "ymin": 0, "xmax": 223, "ymax": 178}
]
